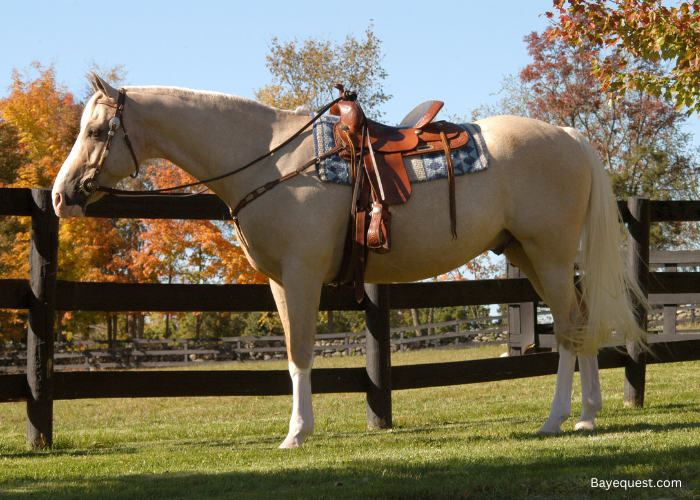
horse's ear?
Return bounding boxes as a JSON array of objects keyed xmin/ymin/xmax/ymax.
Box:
[
  {"xmin": 91, "ymin": 70, "xmax": 119, "ymax": 101},
  {"xmin": 88, "ymin": 74, "xmax": 100, "ymax": 94}
]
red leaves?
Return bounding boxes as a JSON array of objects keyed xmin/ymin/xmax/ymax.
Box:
[{"xmin": 550, "ymin": 0, "xmax": 700, "ymax": 114}]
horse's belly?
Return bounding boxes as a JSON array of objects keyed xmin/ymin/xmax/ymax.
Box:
[{"xmin": 364, "ymin": 172, "xmax": 504, "ymax": 283}]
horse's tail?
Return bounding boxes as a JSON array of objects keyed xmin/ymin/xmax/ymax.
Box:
[{"xmin": 563, "ymin": 127, "xmax": 648, "ymax": 353}]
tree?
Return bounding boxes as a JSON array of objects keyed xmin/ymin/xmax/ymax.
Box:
[
  {"xmin": 0, "ymin": 120, "xmax": 27, "ymax": 186},
  {"xmin": 130, "ymin": 160, "xmax": 266, "ymax": 339},
  {"xmin": 476, "ymin": 31, "xmax": 699, "ymax": 248},
  {"xmin": 255, "ymin": 24, "xmax": 391, "ymax": 119},
  {"xmin": 547, "ymin": 1, "xmax": 700, "ymax": 113},
  {"xmin": 0, "ymin": 63, "xmax": 83, "ymax": 341},
  {"xmin": 0, "ymin": 63, "xmax": 265, "ymax": 342}
]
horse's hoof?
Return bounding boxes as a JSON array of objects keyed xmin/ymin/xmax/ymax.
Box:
[
  {"xmin": 278, "ymin": 428, "xmax": 312, "ymax": 449},
  {"xmin": 537, "ymin": 422, "xmax": 563, "ymax": 435},
  {"xmin": 278, "ymin": 437, "xmax": 301, "ymax": 449},
  {"xmin": 574, "ymin": 420, "xmax": 596, "ymax": 431}
]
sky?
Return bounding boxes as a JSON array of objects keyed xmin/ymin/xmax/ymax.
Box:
[
  {"xmin": 2, "ymin": 0, "xmax": 698, "ymax": 143},
  {"xmin": 0, "ymin": 0, "xmax": 554, "ymax": 124}
]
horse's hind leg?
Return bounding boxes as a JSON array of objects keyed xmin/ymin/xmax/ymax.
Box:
[
  {"xmin": 510, "ymin": 235, "xmax": 593, "ymax": 434},
  {"xmin": 504, "ymin": 240, "xmax": 578, "ymax": 433},
  {"xmin": 269, "ymin": 274, "xmax": 323, "ymax": 449},
  {"xmin": 539, "ymin": 346, "xmax": 577, "ymax": 433},
  {"xmin": 575, "ymin": 353, "xmax": 602, "ymax": 430}
]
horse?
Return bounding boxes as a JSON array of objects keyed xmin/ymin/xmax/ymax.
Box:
[{"xmin": 52, "ymin": 74, "xmax": 646, "ymax": 448}]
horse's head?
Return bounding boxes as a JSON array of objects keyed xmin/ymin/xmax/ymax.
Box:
[{"xmin": 52, "ymin": 73, "xmax": 142, "ymax": 218}]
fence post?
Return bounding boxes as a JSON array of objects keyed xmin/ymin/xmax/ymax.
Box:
[
  {"xmin": 506, "ymin": 260, "xmax": 537, "ymax": 355},
  {"xmin": 364, "ymin": 283, "xmax": 392, "ymax": 429},
  {"xmin": 625, "ymin": 196, "xmax": 649, "ymax": 408},
  {"xmin": 662, "ymin": 263, "xmax": 677, "ymax": 336},
  {"xmin": 26, "ymin": 188, "xmax": 59, "ymax": 449}
]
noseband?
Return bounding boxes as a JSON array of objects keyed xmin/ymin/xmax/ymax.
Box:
[{"xmin": 79, "ymin": 89, "xmax": 140, "ymax": 196}]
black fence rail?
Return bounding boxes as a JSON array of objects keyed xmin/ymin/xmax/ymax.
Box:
[{"xmin": 1, "ymin": 188, "xmax": 700, "ymax": 449}]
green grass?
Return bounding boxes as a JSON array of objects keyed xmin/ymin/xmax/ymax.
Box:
[{"xmin": 1, "ymin": 345, "xmax": 699, "ymax": 499}]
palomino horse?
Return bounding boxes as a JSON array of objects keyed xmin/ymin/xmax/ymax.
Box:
[{"xmin": 52, "ymin": 75, "xmax": 646, "ymax": 448}]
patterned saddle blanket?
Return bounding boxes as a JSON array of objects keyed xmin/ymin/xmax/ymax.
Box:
[{"xmin": 312, "ymin": 115, "xmax": 489, "ymax": 186}]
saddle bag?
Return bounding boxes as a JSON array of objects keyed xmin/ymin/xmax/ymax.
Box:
[{"xmin": 366, "ymin": 201, "xmax": 391, "ymax": 253}]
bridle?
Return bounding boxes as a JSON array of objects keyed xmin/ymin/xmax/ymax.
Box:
[
  {"xmin": 77, "ymin": 84, "xmax": 365, "ymax": 288},
  {"xmin": 79, "ymin": 89, "xmax": 140, "ymax": 196},
  {"xmin": 78, "ymin": 87, "xmax": 352, "ymax": 200}
]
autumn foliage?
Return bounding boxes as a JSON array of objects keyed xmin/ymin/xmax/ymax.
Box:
[
  {"xmin": 0, "ymin": 63, "xmax": 264, "ymax": 342},
  {"xmin": 548, "ymin": 1, "xmax": 700, "ymax": 113}
]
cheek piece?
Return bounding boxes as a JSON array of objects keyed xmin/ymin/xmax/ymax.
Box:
[{"xmin": 79, "ymin": 88, "xmax": 140, "ymax": 197}]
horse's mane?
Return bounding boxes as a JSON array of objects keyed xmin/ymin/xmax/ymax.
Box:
[{"xmin": 121, "ymin": 85, "xmax": 279, "ymax": 113}]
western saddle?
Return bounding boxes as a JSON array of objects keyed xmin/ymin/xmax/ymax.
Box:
[{"xmin": 329, "ymin": 84, "xmax": 470, "ymax": 301}]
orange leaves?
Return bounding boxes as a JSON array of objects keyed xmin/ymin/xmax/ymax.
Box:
[
  {"xmin": 0, "ymin": 62, "xmax": 265, "ymax": 342},
  {"xmin": 0, "ymin": 62, "xmax": 81, "ymax": 188},
  {"xmin": 139, "ymin": 160, "xmax": 266, "ymax": 285}
]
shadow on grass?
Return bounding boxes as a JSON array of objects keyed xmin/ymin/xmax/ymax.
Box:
[
  {"xmin": 2, "ymin": 445, "xmax": 698, "ymax": 500},
  {"xmin": 507, "ymin": 420, "xmax": 700, "ymax": 441},
  {"xmin": 0, "ymin": 446, "xmax": 140, "ymax": 460}
]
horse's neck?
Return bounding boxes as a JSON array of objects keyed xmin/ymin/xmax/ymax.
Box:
[{"xmin": 129, "ymin": 87, "xmax": 303, "ymax": 204}]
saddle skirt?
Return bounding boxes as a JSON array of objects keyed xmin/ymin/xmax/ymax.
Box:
[{"xmin": 312, "ymin": 114, "xmax": 490, "ymax": 187}]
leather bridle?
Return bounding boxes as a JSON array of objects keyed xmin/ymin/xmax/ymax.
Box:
[
  {"xmin": 79, "ymin": 89, "xmax": 140, "ymax": 196},
  {"xmin": 76, "ymin": 85, "xmax": 362, "ymax": 288},
  {"xmin": 78, "ymin": 87, "xmax": 352, "ymax": 200}
]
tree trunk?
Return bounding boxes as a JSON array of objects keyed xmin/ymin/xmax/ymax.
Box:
[
  {"xmin": 327, "ymin": 310, "xmax": 334, "ymax": 334},
  {"xmin": 106, "ymin": 313, "xmax": 112, "ymax": 347},
  {"xmin": 55, "ymin": 312, "xmax": 63, "ymax": 343},
  {"xmin": 165, "ymin": 313, "xmax": 170, "ymax": 339},
  {"xmin": 112, "ymin": 315, "xmax": 119, "ymax": 344},
  {"xmin": 427, "ymin": 308, "xmax": 435, "ymax": 336},
  {"xmin": 195, "ymin": 313, "xmax": 203, "ymax": 339},
  {"xmin": 128, "ymin": 314, "xmax": 136, "ymax": 340},
  {"xmin": 137, "ymin": 314, "xmax": 145, "ymax": 339},
  {"xmin": 410, "ymin": 309, "xmax": 423, "ymax": 336}
]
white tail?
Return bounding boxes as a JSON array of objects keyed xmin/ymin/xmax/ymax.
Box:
[{"xmin": 564, "ymin": 127, "xmax": 648, "ymax": 353}]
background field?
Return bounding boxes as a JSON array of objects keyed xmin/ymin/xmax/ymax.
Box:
[{"xmin": 1, "ymin": 346, "xmax": 698, "ymax": 500}]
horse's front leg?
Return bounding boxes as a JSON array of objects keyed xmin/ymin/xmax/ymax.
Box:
[
  {"xmin": 574, "ymin": 353, "xmax": 602, "ymax": 430},
  {"xmin": 269, "ymin": 275, "xmax": 323, "ymax": 449}
]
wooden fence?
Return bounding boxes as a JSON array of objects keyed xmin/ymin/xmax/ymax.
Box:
[
  {"xmin": 507, "ymin": 250, "xmax": 700, "ymax": 355},
  {"xmin": 0, "ymin": 316, "xmax": 509, "ymax": 372},
  {"xmin": 2, "ymin": 188, "xmax": 700, "ymax": 449}
]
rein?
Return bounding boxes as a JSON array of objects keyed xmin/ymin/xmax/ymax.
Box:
[{"xmin": 80, "ymin": 89, "xmax": 353, "ymax": 199}]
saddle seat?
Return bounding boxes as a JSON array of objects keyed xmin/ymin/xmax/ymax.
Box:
[
  {"xmin": 330, "ymin": 94, "xmax": 469, "ymax": 205},
  {"xmin": 328, "ymin": 85, "xmax": 469, "ymax": 302}
]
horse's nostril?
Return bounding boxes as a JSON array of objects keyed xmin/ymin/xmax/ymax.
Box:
[{"xmin": 54, "ymin": 191, "xmax": 62, "ymax": 209}]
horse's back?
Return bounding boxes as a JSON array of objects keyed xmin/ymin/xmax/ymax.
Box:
[
  {"xmin": 476, "ymin": 115, "xmax": 592, "ymax": 240},
  {"xmin": 364, "ymin": 115, "xmax": 593, "ymax": 283}
]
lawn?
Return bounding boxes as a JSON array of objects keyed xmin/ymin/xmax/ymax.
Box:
[{"xmin": 0, "ymin": 345, "xmax": 698, "ymax": 499}]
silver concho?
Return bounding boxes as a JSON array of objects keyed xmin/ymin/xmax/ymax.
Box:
[
  {"xmin": 79, "ymin": 179, "xmax": 98, "ymax": 196},
  {"xmin": 109, "ymin": 116, "xmax": 121, "ymax": 130}
]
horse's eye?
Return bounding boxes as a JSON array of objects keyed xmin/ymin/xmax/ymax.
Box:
[{"xmin": 88, "ymin": 128, "xmax": 100, "ymax": 139}]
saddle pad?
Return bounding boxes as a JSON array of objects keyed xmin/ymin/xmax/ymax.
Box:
[{"xmin": 312, "ymin": 114, "xmax": 489, "ymax": 186}]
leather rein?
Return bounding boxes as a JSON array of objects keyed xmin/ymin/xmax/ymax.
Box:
[{"xmin": 79, "ymin": 88, "xmax": 350, "ymax": 207}]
